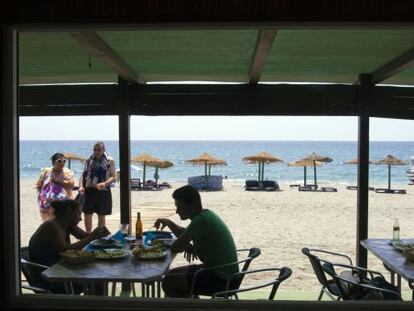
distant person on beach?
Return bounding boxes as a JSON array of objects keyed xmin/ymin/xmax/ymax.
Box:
[
  {"xmin": 79, "ymin": 141, "xmax": 116, "ymax": 232},
  {"xmin": 35, "ymin": 153, "xmax": 74, "ymax": 222},
  {"xmin": 29, "ymin": 199, "xmax": 110, "ymax": 294},
  {"xmin": 154, "ymin": 185, "xmax": 238, "ymax": 298}
]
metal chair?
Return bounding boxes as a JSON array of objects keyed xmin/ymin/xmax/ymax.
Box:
[
  {"xmin": 20, "ymin": 246, "xmax": 52, "ymax": 294},
  {"xmin": 322, "ymin": 262, "xmax": 401, "ymax": 300},
  {"xmin": 302, "ymin": 247, "xmax": 353, "ymax": 300},
  {"xmin": 211, "ymin": 267, "xmax": 292, "ymax": 300},
  {"xmin": 189, "ymin": 247, "xmax": 261, "ymax": 298}
]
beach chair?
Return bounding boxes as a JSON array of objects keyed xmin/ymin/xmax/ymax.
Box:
[
  {"xmin": 130, "ymin": 178, "xmax": 142, "ymax": 190},
  {"xmin": 302, "ymin": 247, "xmax": 353, "ymax": 300},
  {"xmin": 262, "ymin": 180, "xmax": 280, "ymax": 191},
  {"xmin": 190, "ymin": 247, "xmax": 261, "ymax": 298},
  {"xmin": 375, "ymin": 188, "xmax": 406, "ymax": 194},
  {"xmin": 322, "ymin": 262, "xmax": 401, "ymax": 300},
  {"xmin": 346, "ymin": 186, "xmax": 375, "ymax": 191},
  {"xmin": 244, "ymin": 180, "xmax": 261, "ymax": 191},
  {"xmin": 298, "ymin": 184, "xmax": 318, "ymax": 191},
  {"xmin": 320, "ymin": 187, "xmax": 338, "ymax": 192},
  {"xmin": 211, "ymin": 267, "xmax": 292, "ymax": 300}
]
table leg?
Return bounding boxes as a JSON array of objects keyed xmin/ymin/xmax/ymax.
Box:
[
  {"xmin": 111, "ymin": 282, "xmax": 116, "ymax": 296},
  {"xmin": 157, "ymin": 281, "xmax": 161, "ymax": 298},
  {"xmin": 151, "ymin": 282, "xmax": 155, "ymax": 297},
  {"xmin": 409, "ymin": 282, "xmax": 414, "ymax": 301},
  {"xmin": 141, "ymin": 283, "xmax": 146, "ymax": 297},
  {"xmin": 397, "ymin": 275, "xmax": 402, "ymax": 293}
]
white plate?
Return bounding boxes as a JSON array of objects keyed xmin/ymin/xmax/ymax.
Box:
[
  {"xmin": 90, "ymin": 238, "xmax": 122, "ymax": 248},
  {"xmin": 94, "ymin": 248, "xmax": 130, "ymax": 259}
]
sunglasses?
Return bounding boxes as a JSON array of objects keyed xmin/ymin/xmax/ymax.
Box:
[
  {"xmin": 55, "ymin": 159, "xmax": 66, "ymax": 164},
  {"xmin": 93, "ymin": 148, "xmax": 103, "ymax": 151}
]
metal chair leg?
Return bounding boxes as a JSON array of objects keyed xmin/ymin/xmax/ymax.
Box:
[{"xmin": 317, "ymin": 287, "xmax": 325, "ymax": 301}]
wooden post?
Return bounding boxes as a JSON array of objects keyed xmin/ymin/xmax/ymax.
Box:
[
  {"xmin": 356, "ymin": 73, "xmax": 371, "ymax": 268},
  {"xmin": 118, "ymin": 77, "xmax": 131, "ymax": 229}
]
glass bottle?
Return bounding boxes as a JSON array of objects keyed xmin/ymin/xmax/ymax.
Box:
[
  {"xmin": 135, "ymin": 212, "xmax": 143, "ymax": 240},
  {"xmin": 393, "ymin": 218, "xmax": 400, "ymax": 241}
]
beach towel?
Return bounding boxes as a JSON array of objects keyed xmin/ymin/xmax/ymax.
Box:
[{"xmin": 82, "ymin": 153, "xmax": 111, "ymax": 188}]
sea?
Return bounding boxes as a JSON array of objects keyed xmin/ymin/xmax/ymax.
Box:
[{"xmin": 19, "ymin": 140, "xmax": 414, "ymax": 185}]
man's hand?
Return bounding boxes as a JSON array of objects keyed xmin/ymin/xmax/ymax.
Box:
[
  {"xmin": 90, "ymin": 226, "xmax": 111, "ymax": 239},
  {"xmin": 78, "ymin": 187, "xmax": 85, "ymax": 194},
  {"xmin": 153, "ymin": 218, "xmax": 171, "ymax": 231},
  {"xmin": 184, "ymin": 244, "xmax": 198, "ymax": 263}
]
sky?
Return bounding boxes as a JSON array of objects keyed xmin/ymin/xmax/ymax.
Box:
[{"xmin": 19, "ymin": 116, "xmax": 414, "ymax": 141}]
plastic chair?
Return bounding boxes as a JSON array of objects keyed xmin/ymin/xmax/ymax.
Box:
[
  {"xmin": 189, "ymin": 247, "xmax": 261, "ymax": 298},
  {"xmin": 322, "ymin": 262, "xmax": 401, "ymax": 300},
  {"xmin": 211, "ymin": 267, "xmax": 292, "ymax": 300},
  {"xmin": 302, "ymin": 247, "xmax": 353, "ymax": 300},
  {"xmin": 20, "ymin": 246, "xmax": 51, "ymax": 294}
]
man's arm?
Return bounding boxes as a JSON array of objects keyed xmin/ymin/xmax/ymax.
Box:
[
  {"xmin": 154, "ymin": 218, "xmax": 186, "ymax": 237},
  {"xmin": 170, "ymin": 229, "xmax": 193, "ymax": 253}
]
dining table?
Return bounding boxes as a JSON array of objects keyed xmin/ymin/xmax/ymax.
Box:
[
  {"xmin": 361, "ymin": 239, "xmax": 414, "ymax": 300},
  {"xmin": 41, "ymin": 244, "xmax": 176, "ymax": 298}
]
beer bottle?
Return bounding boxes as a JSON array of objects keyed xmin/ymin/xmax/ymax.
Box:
[
  {"xmin": 135, "ymin": 212, "xmax": 143, "ymax": 240},
  {"xmin": 393, "ymin": 218, "xmax": 400, "ymax": 241}
]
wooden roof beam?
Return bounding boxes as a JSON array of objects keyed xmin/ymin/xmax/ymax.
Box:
[
  {"xmin": 370, "ymin": 47, "xmax": 414, "ymax": 85},
  {"xmin": 248, "ymin": 29, "xmax": 277, "ymax": 84},
  {"xmin": 71, "ymin": 31, "xmax": 145, "ymax": 84}
]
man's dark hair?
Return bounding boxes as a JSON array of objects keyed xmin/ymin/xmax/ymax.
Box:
[
  {"xmin": 51, "ymin": 199, "xmax": 80, "ymax": 218},
  {"xmin": 172, "ymin": 185, "xmax": 202, "ymax": 209}
]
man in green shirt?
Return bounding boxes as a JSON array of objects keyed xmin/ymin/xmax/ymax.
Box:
[{"xmin": 154, "ymin": 185, "xmax": 238, "ymax": 298}]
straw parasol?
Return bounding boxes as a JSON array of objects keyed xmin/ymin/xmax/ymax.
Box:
[
  {"xmin": 63, "ymin": 152, "xmax": 86, "ymax": 169},
  {"xmin": 132, "ymin": 153, "xmax": 162, "ymax": 188},
  {"xmin": 343, "ymin": 158, "xmax": 373, "ymax": 165},
  {"xmin": 374, "ymin": 155, "xmax": 408, "ymax": 190},
  {"xmin": 288, "ymin": 160, "xmax": 321, "ymax": 186},
  {"xmin": 186, "ymin": 153, "xmax": 227, "ymax": 177},
  {"xmin": 242, "ymin": 151, "xmax": 283, "ymax": 182},
  {"xmin": 299, "ymin": 153, "xmax": 333, "ymax": 187},
  {"xmin": 147, "ymin": 160, "xmax": 174, "ymax": 186}
]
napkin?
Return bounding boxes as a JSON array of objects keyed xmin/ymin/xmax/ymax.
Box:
[
  {"xmin": 144, "ymin": 231, "xmax": 155, "ymax": 246},
  {"xmin": 111, "ymin": 230, "xmax": 125, "ymax": 243}
]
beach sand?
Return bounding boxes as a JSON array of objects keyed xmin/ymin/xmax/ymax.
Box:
[{"xmin": 19, "ymin": 179, "xmax": 414, "ymax": 293}]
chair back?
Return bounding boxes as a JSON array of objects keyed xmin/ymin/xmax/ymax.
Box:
[
  {"xmin": 268, "ymin": 267, "xmax": 292, "ymax": 300},
  {"xmin": 232, "ymin": 248, "xmax": 261, "ymax": 289},
  {"xmin": 301, "ymin": 247, "xmax": 331, "ymax": 289},
  {"xmin": 20, "ymin": 246, "xmax": 49, "ymax": 291}
]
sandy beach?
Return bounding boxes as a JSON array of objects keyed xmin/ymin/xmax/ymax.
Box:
[{"xmin": 19, "ymin": 179, "xmax": 414, "ymax": 293}]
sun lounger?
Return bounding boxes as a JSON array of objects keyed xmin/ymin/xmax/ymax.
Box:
[
  {"xmin": 262, "ymin": 180, "xmax": 280, "ymax": 191},
  {"xmin": 298, "ymin": 185, "xmax": 318, "ymax": 191},
  {"xmin": 346, "ymin": 185, "xmax": 375, "ymax": 191},
  {"xmin": 245, "ymin": 180, "xmax": 261, "ymax": 191},
  {"xmin": 375, "ymin": 188, "xmax": 407, "ymax": 194},
  {"xmin": 131, "ymin": 178, "xmax": 142, "ymax": 190},
  {"xmin": 290, "ymin": 184, "xmax": 300, "ymax": 188},
  {"xmin": 320, "ymin": 187, "xmax": 337, "ymax": 192}
]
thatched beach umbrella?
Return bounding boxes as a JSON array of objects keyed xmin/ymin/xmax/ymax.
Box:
[
  {"xmin": 63, "ymin": 152, "xmax": 86, "ymax": 170},
  {"xmin": 288, "ymin": 160, "xmax": 321, "ymax": 186},
  {"xmin": 147, "ymin": 160, "xmax": 174, "ymax": 186},
  {"xmin": 299, "ymin": 153, "xmax": 333, "ymax": 186},
  {"xmin": 343, "ymin": 158, "xmax": 373, "ymax": 165},
  {"xmin": 243, "ymin": 151, "xmax": 283, "ymax": 182},
  {"xmin": 374, "ymin": 155, "xmax": 408, "ymax": 190},
  {"xmin": 186, "ymin": 153, "xmax": 227, "ymax": 177},
  {"xmin": 132, "ymin": 153, "xmax": 162, "ymax": 188}
]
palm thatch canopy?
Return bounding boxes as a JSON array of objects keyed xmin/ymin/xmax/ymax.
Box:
[
  {"xmin": 63, "ymin": 152, "xmax": 86, "ymax": 169},
  {"xmin": 186, "ymin": 153, "xmax": 227, "ymax": 166},
  {"xmin": 132, "ymin": 153, "xmax": 161, "ymax": 164},
  {"xmin": 343, "ymin": 158, "xmax": 373, "ymax": 165},
  {"xmin": 374, "ymin": 155, "xmax": 407, "ymax": 166},
  {"xmin": 242, "ymin": 151, "xmax": 283, "ymax": 164},
  {"xmin": 288, "ymin": 160, "xmax": 322, "ymax": 167},
  {"xmin": 300, "ymin": 152, "xmax": 333, "ymax": 163},
  {"xmin": 186, "ymin": 153, "xmax": 226, "ymax": 177},
  {"xmin": 148, "ymin": 160, "xmax": 174, "ymax": 169}
]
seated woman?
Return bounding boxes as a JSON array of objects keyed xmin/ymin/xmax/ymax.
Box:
[{"xmin": 28, "ymin": 199, "xmax": 110, "ymax": 294}]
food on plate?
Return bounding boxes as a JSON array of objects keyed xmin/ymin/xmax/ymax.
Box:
[
  {"xmin": 132, "ymin": 243, "xmax": 167, "ymax": 259},
  {"xmin": 60, "ymin": 249, "xmax": 95, "ymax": 264},
  {"xmin": 152, "ymin": 238, "xmax": 174, "ymax": 247},
  {"xmin": 94, "ymin": 238, "xmax": 117, "ymax": 245},
  {"xmin": 94, "ymin": 248, "xmax": 129, "ymax": 259},
  {"xmin": 403, "ymin": 248, "xmax": 414, "ymax": 262}
]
